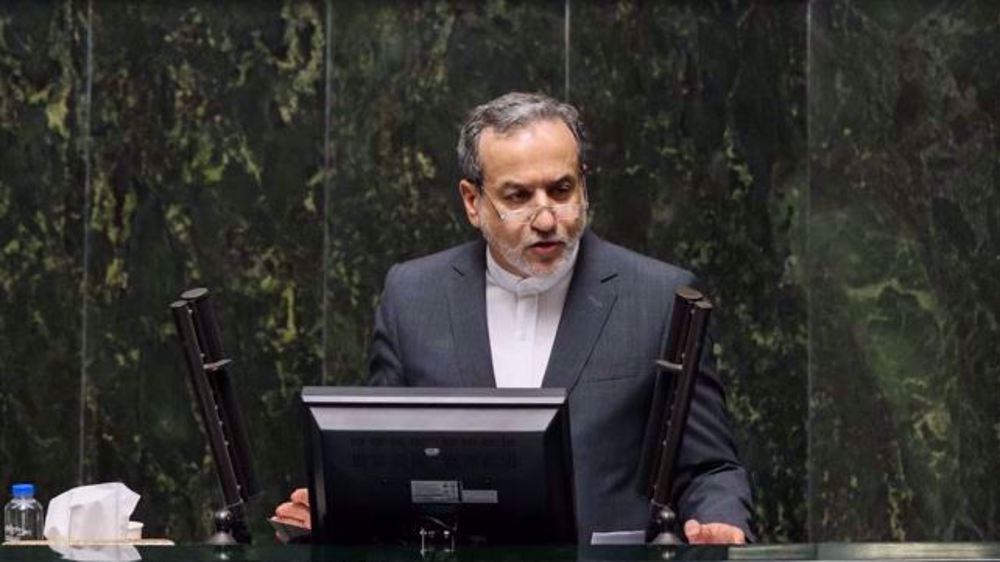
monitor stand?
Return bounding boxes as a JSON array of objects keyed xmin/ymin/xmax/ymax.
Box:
[
  {"xmin": 206, "ymin": 506, "xmax": 251, "ymax": 545},
  {"xmin": 416, "ymin": 515, "xmax": 457, "ymax": 553}
]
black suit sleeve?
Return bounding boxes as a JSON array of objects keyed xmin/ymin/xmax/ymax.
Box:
[
  {"xmin": 368, "ymin": 264, "xmax": 405, "ymax": 387},
  {"xmin": 672, "ymin": 329, "xmax": 756, "ymax": 541}
]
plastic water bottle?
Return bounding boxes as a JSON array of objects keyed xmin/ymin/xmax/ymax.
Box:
[{"xmin": 3, "ymin": 483, "xmax": 45, "ymax": 542}]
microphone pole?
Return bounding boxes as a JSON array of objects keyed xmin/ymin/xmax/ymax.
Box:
[
  {"xmin": 171, "ymin": 288, "xmax": 259, "ymax": 544},
  {"xmin": 636, "ymin": 288, "xmax": 714, "ymax": 544}
]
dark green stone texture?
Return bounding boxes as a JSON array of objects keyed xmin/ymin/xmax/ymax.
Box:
[{"xmin": 0, "ymin": 0, "xmax": 997, "ymax": 543}]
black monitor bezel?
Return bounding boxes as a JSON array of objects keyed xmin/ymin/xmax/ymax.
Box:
[{"xmin": 302, "ymin": 386, "xmax": 577, "ymax": 546}]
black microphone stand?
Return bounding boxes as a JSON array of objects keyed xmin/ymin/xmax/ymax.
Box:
[
  {"xmin": 171, "ymin": 288, "xmax": 260, "ymax": 545},
  {"xmin": 636, "ymin": 288, "xmax": 714, "ymax": 545}
]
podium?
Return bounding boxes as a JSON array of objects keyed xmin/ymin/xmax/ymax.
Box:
[{"xmin": 4, "ymin": 542, "xmax": 1000, "ymax": 561}]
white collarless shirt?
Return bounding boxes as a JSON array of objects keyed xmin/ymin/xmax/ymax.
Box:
[{"xmin": 485, "ymin": 246, "xmax": 578, "ymax": 388}]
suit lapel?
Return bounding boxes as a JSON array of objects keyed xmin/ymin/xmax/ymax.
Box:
[
  {"xmin": 543, "ymin": 230, "xmax": 618, "ymax": 391},
  {"xmin": 446, "ymin": 241, "xmax": 496, "ymax": 387}
]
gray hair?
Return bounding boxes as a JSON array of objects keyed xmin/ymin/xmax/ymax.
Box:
[{"xmin": 457, "ymin": 92, "xmax": 587, "ymax": 188}]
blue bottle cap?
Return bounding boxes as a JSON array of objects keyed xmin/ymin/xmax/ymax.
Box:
[{"xmin": 11, "ymin": 483, "xmax": 34, "ymax": 497}]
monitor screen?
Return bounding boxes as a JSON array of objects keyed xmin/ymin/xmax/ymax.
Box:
[{"xmin": 302, "ymin": 386, "xmax": 576, "ymax": 546}]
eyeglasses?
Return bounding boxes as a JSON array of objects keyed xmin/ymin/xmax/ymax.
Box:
[{"xmin": 482, "ymin": 194, "xmax": 588, "ymax": 225}]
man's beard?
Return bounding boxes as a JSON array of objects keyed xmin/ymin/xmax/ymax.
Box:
[{"xmin": 480, "ymin": 217, "xmax": 586, "ymax": 279}]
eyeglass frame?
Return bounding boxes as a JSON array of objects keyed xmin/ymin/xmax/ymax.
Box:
[{"xmin": 475, "ymin": 183, "xmax": 590, "ymax": 225}]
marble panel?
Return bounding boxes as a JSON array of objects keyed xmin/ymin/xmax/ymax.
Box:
[
  {"xmin": 808, "ymin": 0, "xmax": 1000, "ymax": 540},
  {"xmin": 572, "ymin": 0, "xmax": 809, "ymax": 542},
  {"xmin": 322, "ymin": 0, "xmax": 565, "ymax": 384},
  {"xmin": 0, "ymin": 0, "xmax": 86, "ymax": 506},
  {"xmin": 83, "ymin": 1, "xmax": 325, "ymax": 540}
]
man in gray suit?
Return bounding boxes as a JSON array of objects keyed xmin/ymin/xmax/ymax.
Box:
[{"xmin": 274, "ymin": 92, "xmax": 753, "ymax": 544}]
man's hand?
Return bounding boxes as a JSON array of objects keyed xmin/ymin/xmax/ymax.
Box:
[
  {"xmin": 683, "ymin": 519, "xmax": 746, "ymax": 544},
  {"xmin": 271, "ymin": 487, "xmax": 311, "ymax": 541}
]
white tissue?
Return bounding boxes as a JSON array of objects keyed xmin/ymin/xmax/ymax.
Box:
[{"xmin": 44, "ymin": 483, "xmax": 140, "ymax": 543}]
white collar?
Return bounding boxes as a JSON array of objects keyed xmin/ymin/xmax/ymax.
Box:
[{"xmin": 485, "ymin": 243, "xmax": 579, "ymax": 296}]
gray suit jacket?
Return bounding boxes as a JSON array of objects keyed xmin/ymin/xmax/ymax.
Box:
[{"xmin": 368, "ymin": 229, "xmax": 754, "ymax": 541}]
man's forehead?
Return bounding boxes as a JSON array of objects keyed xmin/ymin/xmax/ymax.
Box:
[{"xmin": 475, "ymin": 119, "xmax": 581, "ymax": 187}]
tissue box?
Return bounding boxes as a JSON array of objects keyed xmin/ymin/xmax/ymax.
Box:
[{"xmin": 44, "ymin": 483, "xmax": 140, "ymax": 543}]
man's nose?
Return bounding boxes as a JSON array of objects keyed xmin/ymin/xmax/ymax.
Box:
[{"xmin": 530, "ymin": 205, "xmax": 558, "ymax": 231}]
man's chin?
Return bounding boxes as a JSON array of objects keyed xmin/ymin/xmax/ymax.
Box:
[{"xmin": 522, "ymin": 257, "xmax": 565, "ymax": 278}]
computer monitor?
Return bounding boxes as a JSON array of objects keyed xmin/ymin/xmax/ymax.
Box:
[{"xmin": 302, "ymin": 386, "xmax": 576, "ymax": 546}]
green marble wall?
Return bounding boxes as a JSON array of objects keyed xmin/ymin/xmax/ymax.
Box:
[
  {"xmin": 82, "ymin": 1, "xmax": 328, "ymax": 540},
  {"xmin": 809, "ymin": 0, "xmax": 1000, "ymax": 540},
  {"xmin": 0, "ymin": 0, "xmax": 87, "ymax": 513},
  {"xmin": 0, "ymin": 0, "xmax": 996, "ymax": 544},
  {"xmin": 573, "ymin": 2, "xmax": 808, "ymax": 541}
]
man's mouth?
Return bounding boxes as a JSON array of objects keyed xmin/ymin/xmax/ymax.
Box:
[{"xmin": 528, "ymin": 240, "xmax": 565, "ymax": 258}]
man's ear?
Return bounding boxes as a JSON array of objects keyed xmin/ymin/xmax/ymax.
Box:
[{"xmin": 459, "ymin": 179, "xmax": 482, "ymax": 228}]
